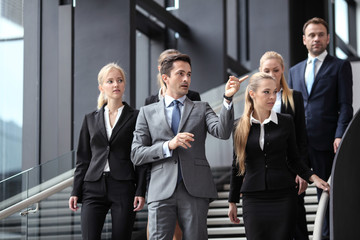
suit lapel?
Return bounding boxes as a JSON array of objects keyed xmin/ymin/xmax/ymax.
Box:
[
  {"xmin": 96, "ymin": 105, "xmax": 108, "ymax": 141},
  {"xmin": 298, "ymin": 60, "xmax": 308, "ymax": 97},
  {"xmin": 310, "ymin": 54, "xmax": 332, "ymax": 95},
  {"xmin": 157, "ymin": 99, "xmax": 174, "ymax": 135},
  {"xmin": 109, "ymin": 103, "xmax": 132, "ymax": 142},
  {"xmin": 178, "ymin": 97, "xmax": 194, "ymax": 133}
]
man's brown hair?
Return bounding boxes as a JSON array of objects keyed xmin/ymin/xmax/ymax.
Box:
[{"xmin": 303, "ymin": 17, "xmax": 329, "ymax": 34}]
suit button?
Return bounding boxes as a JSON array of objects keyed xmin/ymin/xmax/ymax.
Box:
[
  {"xmin": 174, "ymin": 160, "xmax": 177, "ymax": 164},
  {"xmin": 265, "ymin": 165, "xmax": 268, "ymax": 168},
  {"xmin": 264, "ymin": 153, "xmax": 267, "ymax": 157},
  {"xmin": 107, "ymin": 146, "xmax": 110, "ymax": 151}
]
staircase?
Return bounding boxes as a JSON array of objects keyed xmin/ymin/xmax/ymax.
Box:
[{"xmin": 0, "ymin": 168, "xmax": 319, "ymax": 240}]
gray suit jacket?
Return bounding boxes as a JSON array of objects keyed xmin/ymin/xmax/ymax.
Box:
[{"xmin": 131, "ymin": 97, "xmax": 234, "ymax": 203}]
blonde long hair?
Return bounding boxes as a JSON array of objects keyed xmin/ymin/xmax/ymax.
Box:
[
  {"xmin": 234, "ymin": 72, "xmax": 275, "ymax": 175},
  {"xmin": 259, "ymin": 51, "xmax": 295, "ymax": 111},
  {"xmin": 97, "ymin": 63, "xmax": 126, "ymax": 109}
]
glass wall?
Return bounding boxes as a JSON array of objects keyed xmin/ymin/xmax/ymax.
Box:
[{"xmin": 0, "ymin": 0, "xmax": 24, "ymax": 179}]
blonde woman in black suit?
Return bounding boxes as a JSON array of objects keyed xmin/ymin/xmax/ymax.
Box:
[
  {"xmin": 227, "ymin": 72, "xmax": 329, "ymax": 240},
  {"xmin": 68, "ymin": 63, "xmax": 147, "ymax": 240},
  {"xmin": 259, "ymin": 51, "xmax": 310, "ymax": 240}
]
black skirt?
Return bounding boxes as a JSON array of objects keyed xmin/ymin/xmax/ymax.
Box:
[{"xmin": 242, "ymin": 188, "xmax": 298, "ymax": 240}]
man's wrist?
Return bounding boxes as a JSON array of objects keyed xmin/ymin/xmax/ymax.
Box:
[{"xmin": 223, "ymin": 93, "xmax": 233, "ymax": 102}]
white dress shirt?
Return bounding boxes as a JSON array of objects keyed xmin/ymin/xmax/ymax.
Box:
[
  {"xmin": 103, "ymin": 105, "xmax": 124, "ymax": 172},
  {"xmin": 305, "ymin": 50, "xmax": 328, "ymax": 86},
  {"xmin": 273, "ymin": 88, "xmax": 282, "ymax": 113},
  {"xmin": 158, "ymin": 88, "xmax": 164, "ymax": 101},
  {"xmin": 250, "ymin": 110, "xmax": 278, "ymax": 150}
]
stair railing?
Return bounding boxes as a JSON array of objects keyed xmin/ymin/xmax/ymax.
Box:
[
  {"xmin": 0, "ymin": 174, "xmax": 74, "ymax": 220},
  {"xmin": 312, "ymin": 176, "xmax": 331, "ymax": 240}
]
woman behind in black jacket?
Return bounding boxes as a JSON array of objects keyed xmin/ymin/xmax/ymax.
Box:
[
  {"xmin": 69, "ymin": 63, "xmax": 147, "ymax": 240},
  {"xmin": 227, "ymin": 72, "xmax": 329, "ymax": 240}
]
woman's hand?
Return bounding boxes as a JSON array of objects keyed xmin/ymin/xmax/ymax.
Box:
[
  {"xmin": 228, "ymin": 202, "xmax": 241, "ymax": 224},
  {"xmin": 133, "ymin": 196, "xmax": 145, "ymax": 211},
  {"xmin": 295, "ymin": 175, "xmax": 308, "ymax": 195},
  {"xmin": 310, "ymin": 174, "xmax": 330, "ymax": 192},
  {"xmin": 69, "ymin": 196, "xmax": 79, "ymax": 212}
]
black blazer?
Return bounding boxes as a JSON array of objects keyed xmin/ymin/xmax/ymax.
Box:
[
  {"xmin": 71, "ymin": 102, "xmax": 147, "ymax": 202},
  {"xmin": 144, "ymin": 89, "xmax": 201, "ymax": 105},
  {"xmin": 281, "ymin": 90, "xmax": 309, "ymax": 167},
  {"xmin": 289, "ymin": 54, "xmax": 353, "ymax": 151},
  {"xmin": 228, "ymin": 113, "xmax": 313, "ymax": 203}
]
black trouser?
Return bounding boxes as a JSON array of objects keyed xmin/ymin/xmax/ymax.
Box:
[{"xmin": 81, "ymin": 173, "xmax": 136, "ymax": 240}]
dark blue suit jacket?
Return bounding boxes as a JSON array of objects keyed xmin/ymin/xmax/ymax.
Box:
[{"xmin": 288, "ymin": 54, "xmax": 353, "ymax": 151}]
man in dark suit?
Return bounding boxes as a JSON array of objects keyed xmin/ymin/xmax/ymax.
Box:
[
  {"xmin": 132, "ymin": 53, "xmax": 246, "ymax": 239},
  {"xmin": 288, "ymin": 17, "xmax": 353, "ymax": 239}
]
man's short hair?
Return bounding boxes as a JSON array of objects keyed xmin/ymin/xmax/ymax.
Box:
[
  {"xmin": 303, "ymin": 17, "xmax": 329, "ymax": 35},
  {"xmin": 160, "ymin": 54, "xmax": 192, "ymax": 77}
]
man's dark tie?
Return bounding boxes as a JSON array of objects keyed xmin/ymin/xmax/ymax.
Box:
[
  {"xmin": 171, "ymin": 100, "xmax": 181, "ymax": 135},
  {"xmin": 171, "ymin": 100, "xmax": 182, "ymax": 183}
]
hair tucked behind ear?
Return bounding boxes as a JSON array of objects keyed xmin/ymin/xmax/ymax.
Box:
[
  {"xmin": 233, "ymin": 72, "xmax": 275, "ymax": 175},
  {"xmin": 97, "ymin": 63, "xmax": 126, "ymax": 109},
  {"xmin": 259, "ymin": 51, "xmax": 295, "ymax": 112}
]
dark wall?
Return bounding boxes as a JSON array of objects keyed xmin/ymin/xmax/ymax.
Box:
[
  {"xmin": 248, "ymin": 0, "xmax": 291, "ymax": 74},
  {"xmin": 289, "ymin": 0, "xmax": 329, "ymax": 66},
  {"xmin": 176, "ymin": 0, "xmax": 227, "ymax": 93},
  {"xmin": 23, "ymin": 1, "xmax": 74, "ymax": 166},
  {"xmin": 73, "ymin": 0, "xmax": 135, "ymax": 149},
  {"xmin": 23, "ymin": 0, "xmax": 41, "ymax": 169},
  {"xmin": 40, "ymin": 0, "xmax": 60, "ymax": 163}
]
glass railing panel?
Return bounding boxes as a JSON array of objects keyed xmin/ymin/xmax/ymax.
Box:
[
  {"xmin": 0, "ymin": 171, "xmax": 30, "ymax": 211},
  {"xmin": 0, "ymin": 151, "xmax": 75, "ymax": 212},
  {"xmin": 0, "ymin": 186, "xmax": 127, "ymax": 240}
]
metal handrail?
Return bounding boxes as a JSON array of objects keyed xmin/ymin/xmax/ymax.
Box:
[
  {"xmin": 0, "ymin": 176, "xmax": 73, "ymax": 220},
  {"xmin": 312, "ymin": 176, "xmax": 331, "ymax": 240},
  {"xmin": 0, "ymin": 169, "xmax": 75, "ymax": 210}
]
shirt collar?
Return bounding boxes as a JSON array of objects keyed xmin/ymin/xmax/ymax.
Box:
[
  {"xmin": 164, "ymin": 95, "xmax": 186, "ymax": 107},
  {"xmin": 250, "ymin": 110, "xmax": 278, "ymax": 125},
  {"xmin": 307, "ymin": 50, "xmax": 327, "ymax": 64},
  {"xmin": 104, "ymin": 104, "xmax": 124, "ymax": 112},
  {"xmin": 158, "ymin": 88, "xmax": 164, "ymax": 101}
]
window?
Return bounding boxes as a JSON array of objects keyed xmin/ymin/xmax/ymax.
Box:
[
  {"xmin": 335, "ymin": 0, "xmax": 349, "ymax": 44},
  {"xmin": 0, "ymin": 0, "xmax": 24, "ymax": 179}
]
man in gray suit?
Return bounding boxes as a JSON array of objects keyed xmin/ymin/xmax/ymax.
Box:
[{"xmin": 131, "ymin": 53, "xmax": 246, "ymax": 239}]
